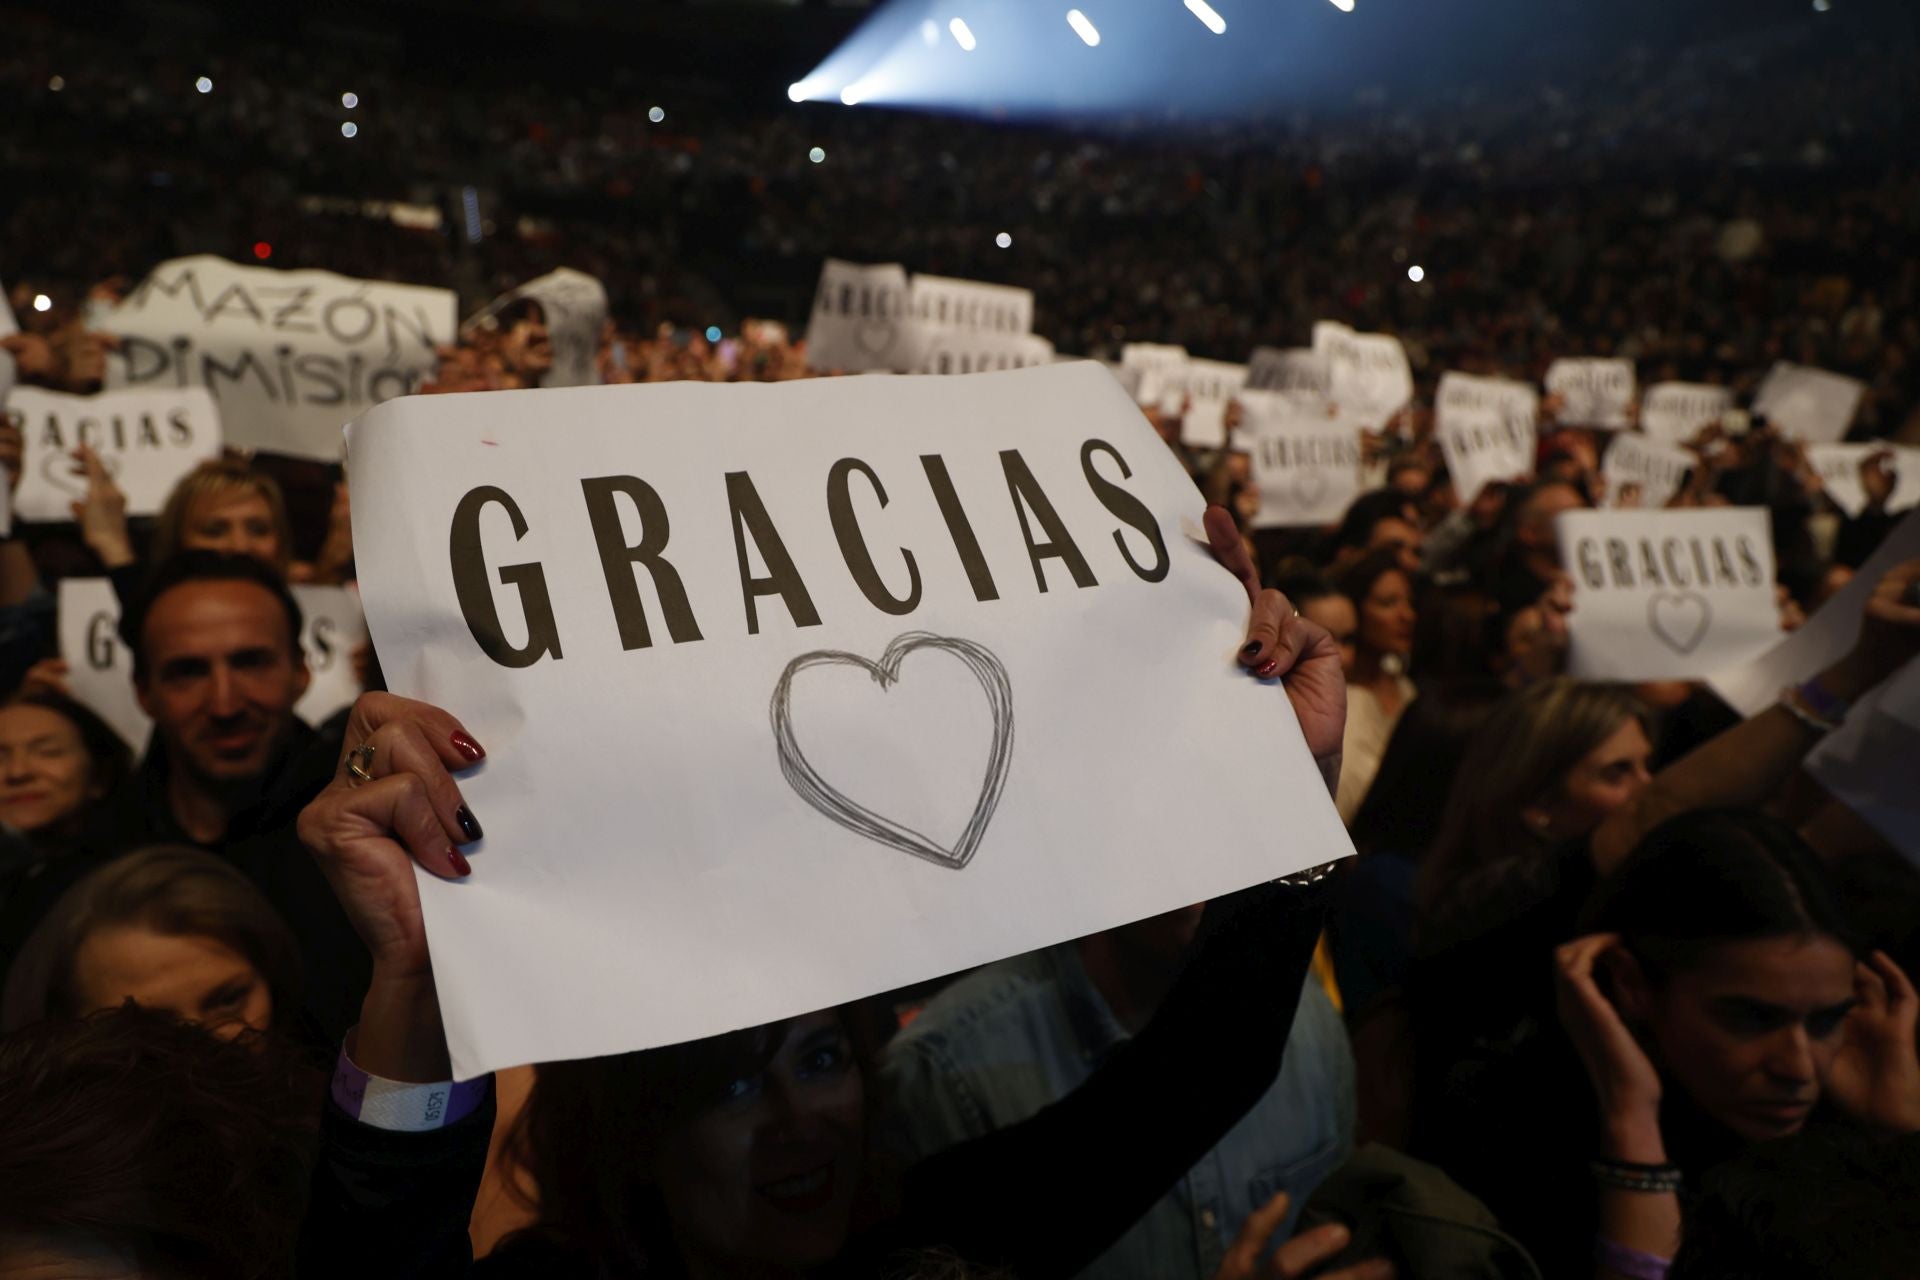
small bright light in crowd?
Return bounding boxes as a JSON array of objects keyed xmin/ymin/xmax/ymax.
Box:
[
  {"xmin": 194, "ymin": 76, "xmax": 213, "ymax": 94},
  {"xmin": 1407, "ymin": 264, "xmax": 1425, "ymax": 282},
  {"xmin": 705, "ymin": 326, "xmax": 722, "ymax": 343},
  {"xmin": 995, "ymin": 231, "xmax": 1013, "ymax": 249},
  {"xmin": 1184, "ymin": 0, "xmax": 1226, "ymax": 34},
  {"xmin": 808, "ymin": 146, "xmax": 826, "ymax": 163},
  {"xmin": 1812, "ymin": 0, "xmax": 1831, "ymax": 10},
  {"xmin": 949, "ymin": 17, "xmax": 978, "ymax": 51},
  {"xmin": 1067, "ymin": 10, "xmax": 1101, "ymax": 46},
  {"xmin": 1328, "ymin": 0, "xmax": 1355, "ymax": 10},
  {"xmin": 340, "ymin": 121, "xmax": 358, "ymax": 138},
  {"xmin": 253, "ymin": 241, "xmax": 273, "ymax": 261},
  {"xmin": 648, "ymin": 106, "xmax": 666, "ymax": 123},
  {"xmin": 32, "ymin": 294, "xmax": 52, "ymax": 313},
  {"xmin": 341, "ymin": 91, "xmax": 359, "ymax": 108},
  {"xmin": 921, "ymin": 18, "xmax": 941, "ymax": 46},
  {"xmin": 788, "ymin": 83, "xmax": 806, "ymax": 102},
  {"xmin": 47, "ymin": 75, "xmax": 64, "ymax": 92}
]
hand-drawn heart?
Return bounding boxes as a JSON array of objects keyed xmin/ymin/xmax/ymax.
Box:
[
  {"xmin": 770, "ymin": 633, "xmax": 1014, "ymax": 871},
  {"xmin": 40, "ymin": 448, "xmax": 121, "ymax": 502},
  {"xmin": 1291, "ymin": 469, "xmax": 1331, "ymax": 510},
  {"xmin": 1648, "ymin": 592, "xmax": 1712, "ymax": 655},
  {"xmin": 855, "ymin": 319, "xmax": 897, "ymax": 358}
]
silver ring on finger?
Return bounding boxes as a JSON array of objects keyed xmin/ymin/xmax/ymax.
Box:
[{"xmin": 345, "ymin": 742, "xmax": 376, "ymax": 786}]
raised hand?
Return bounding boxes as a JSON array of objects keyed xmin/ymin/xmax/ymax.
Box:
[{"xmin": 1825, "ymin": 950, "xmax": 1920, "ymax": 1134}]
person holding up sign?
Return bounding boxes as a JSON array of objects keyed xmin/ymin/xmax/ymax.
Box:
[{"xmin": 291, "ymin": 512, "xmax": 1366, "ymax": 1279}]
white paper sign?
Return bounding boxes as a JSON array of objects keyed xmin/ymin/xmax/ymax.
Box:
[
  {"xmin": 1562, "ymin": 507, "xmax": 1781, "ymax": 680},
  {"xmin": 1169, "ymin": 361, "xmax": 1249, "ymax": 449},
  {"xmin": 59, "ymin": 579, "xmax": 370, "ymax": 752},
  {"xmin": 1436, "ymin": 372, "xmax": 1538, "ymax": 432},
  {"xmin": 345, "ymin": 364, "xmax": 1352, "ymax": 1078},
  {"xmin": 1601, "ymin": 433, "xmax": 1697, "ymax": 510},
  {"xmin": 1438, "ymin": 404, "xmax": 1537, "ymax": 503},
  {"xmin": 1805, "ymin": 445, "xmax": 1920, "ymax": 519},
  {"xmin": 908, "ymin": 275, "xmax": 1034, "ymax": 335},
  {"xmin": 1752, "ymin": 362, "xmax": 1865, "ymax": 444},
  {"xmin": 917, "ymin": 331, "xmax": 1055, "ymax": 376},
  {"xmin": 473, "ymin": 268, "xmax": 608, "ymax": 389},
  {"xmin": 803, "ymin": 260, "xmax": 914, "ymax": 374},
  {"xmin": 1246, "ymin": 347, "xmax": 1331, "ymax": 398},
  {"xmin": 1545, "ymin": 358, "xmax": 1637, "ymax": 430},
  {"xmin": 1120, "ymin": 343, "xmax": 1189, "ymax": 406},
  {"xmin": 101, "ymin": 255, "xmax": 456, "ymax": 461},
  {"xmin": 1640, "ymin": 382, "xmax": 1733, "ymax": 445},
  {"xmin": 1312, "ymin": 322, "xmax": 1412, "ymax": 428},
  {"xmin": 5, "ymin": 387, "xmax": 223, "ymax": 523},
  {"xmin": 1708, "ymin": 509, "xmax": 1920, "ymax": 717},
  {"xmin": 1241, "ymin": 399, "xmax": 1364, "ymax": 528}
]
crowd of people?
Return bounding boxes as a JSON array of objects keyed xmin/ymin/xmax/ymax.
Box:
[{"xmin": 2, "ymin": 2, "xmax": 1920, "ymax": 1278}]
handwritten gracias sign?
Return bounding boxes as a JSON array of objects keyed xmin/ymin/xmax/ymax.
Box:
[
  {"xmin": 5, "ymin": 387, "xmax": 223, "ymax": 523},
  {"xmin": 346, "ymin": 364, "xmax": 1352, "ymax": 1078},
  {"xmin": 1560, "ymin": 507, "xmax": 1781, "ymax": 680}
]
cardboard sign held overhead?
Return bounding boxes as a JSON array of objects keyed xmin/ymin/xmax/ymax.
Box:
[
  {"xmin": 6, "ymin": 387, "xmax": 223, "ymax": 523},
  {"xmin": 803, "ymin": 259, "xmax": 914, "ymax": 375},
  {"xmin": 1639, "ymin": 382, "xmax": 1732, "ymax": 445},
  {"xmin": 1561, "ymin": 507, "xmax": 1781, "ymax": 681},
  {"xmin": 1240, "ymin": 394, "xmax": 1363, "ymax": 529},
  {"xmin": 1246, "ymin": 347, "xmax": 1331, "ymax": 398},
  {"xmin": 345, "ymin": 363, "xmax": 1353, "ymax": 1079},
  {"xmin": 1545, "ymin": 358, "xmax": 1636, "ymax": 430},
  {"xmin": 1752, "ymin": 362, "xmax": 1865, "ymax": 444},
  {"xmin": 917, "ymin": 331, "xmax": 1055, "ymax": 376},
  {"xmin": 1805, "ymin": 445, "xmax": 1920, "ymax": 519},
  {"xmin": 101, "ymin": 255, "xmax": 457, "ymax": 461},
  {"xmin": 1601, "ymin": 433, "xmax": 1696, "ymax": 510},
  {"xmin": 1438, "ymin": 400, "xmax": 1536, "ymax": 504},
  {"xmin": 469, "ymin": 268, "xmax": 609, "ymax": 389},
  {"xmin": 1312, "ymin": 321, "xmax": 1412, "ymax": 429}
]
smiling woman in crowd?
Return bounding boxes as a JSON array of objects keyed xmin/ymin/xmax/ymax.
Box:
[{"xmin": 1329, "ymin": 547, "xmax": 1419, "ymax": 822}]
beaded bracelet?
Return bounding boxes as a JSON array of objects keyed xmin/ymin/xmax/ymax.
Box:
[{"xmin": 1590, "ymin": 1158, "xmax": 1683, "ymax": 1194}]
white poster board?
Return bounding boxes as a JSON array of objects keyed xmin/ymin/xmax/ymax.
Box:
[
  {"xmin": 908, "ymin": 275, "xmax": 1034, "ymax": 335},
  {"xmin": 345, "ymin": 364, "xmax": 1353, "ymax": 1079},
  {"xmin": 917, "ymin": 331, "xmax": 1055, "ymax": 376},
  {"xmin": 1240, "ymin": 395, "xmax": 1362, "ymax": 528},
  {"xmin": 1436, "ymin": 372, "xmax": 1538, "ymax": 433},
  {"xmin": 471, "ymin": 268, "xmax": 608, "ymax": 389},
  {"xmin": 1544, "ymin": 357, "xmax": 1636, "ymax": 430},
  {"xmin": 1169, "ymin": 360, "xmax": 1249, "ymax": 449},
  {"xmin": 803, "ymin": 260, "xmax": 914, "ymax": 374},
  {"xmin": 59, "ymin": 578, "xmax": 369, "ymax": 752},
  {"xmin": 5, "ymin": 387, "xmax": 223, "ymax": 523},
  {"xmin": 1120, "ymin": 343, "xmax": 1189, "ymax": 406},
  {"xmin": 1805, "ymin": 445, "xmax": 1920, "ymax": 519},
  {"xmin": 1438, "ymin": 404, "xmax": 1536, "ymax": 503},
  {"xmin": 1561, "ymin": 507, "xmax": 1781, "ymax": 680},
  {"xmin": 101, "ymin": 255, "xmax": 456, "ymax": 461},
  {"xmin": 1640, "ymin": 382, "xmax": 1733, "ymax": 445},
  {"xmin": 1245, "ymin": 347, "xmax": 1331, "ymax": 398},
  {"xmin": 1312, "ymin": 322, "xmax": 1412, "ymax": 428},
  {"xmin": 1601, "ymin": 433, "xmax": 1697, "ymax": 510},
  {"xmin": 1752, "ymin": 362, "xmax": 1865, "ymax": 444}
]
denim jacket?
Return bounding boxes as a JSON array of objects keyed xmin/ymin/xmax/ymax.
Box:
[{"xmin": 878, "ymin": 942, "xmax": 1355, "ymax": 1280}]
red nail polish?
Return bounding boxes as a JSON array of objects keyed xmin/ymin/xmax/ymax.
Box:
[
  {"xmin": 451, "ymin": 731, "xmax": 486, "ymax": 762},
  {"xmin": 446, "ymin": 846, "xmax": 472, "ymax": 877},
  {"xmin": 1255, "ymin": 658, "xmax": 1280, "ymax": 679}
]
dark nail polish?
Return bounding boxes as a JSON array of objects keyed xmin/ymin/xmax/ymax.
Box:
[
  {"xmin": 1255, "ymin": 658, "xmax": 1280, "ymax": 679},
  {"xmin": 456, "ymin": 805, "xmax": 483, "ymax": 843},
  {"xmin": 451, "ymin": 731, "xmax": 486, "ymax": 762},
  {"xmin": 1240, "ymin": 640, "xmax": 1262, "ymax": 659},
  {"xmin": 446, "ymin": 846, "xmax": 472, "ymax": 877}
]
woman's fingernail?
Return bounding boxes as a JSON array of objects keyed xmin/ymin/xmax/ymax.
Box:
[
  {"xmin": 1255, "ymin": 658, "xmax": 1280, "ymax": 679},
  {"xmin": 456, "ymin": 806, "xmax": 483, "ymax": 843},
  {"xmin": 446, "ymin": 846, "xmax": 472, "ymax": 877},
  {"xmin": 451, "ymin": 731, "xmax": 486, "ymax": 762},
  {"xmin": 1240, "ymin": 640, "xmax": 1262, "ymax": 659}
]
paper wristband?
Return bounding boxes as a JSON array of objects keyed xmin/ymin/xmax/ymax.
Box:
[{"xmin": 332, "ymin": 1039, "xmax": 489, "ymax": 1133}]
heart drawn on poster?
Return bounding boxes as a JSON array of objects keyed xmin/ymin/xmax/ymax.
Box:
[
  {"xmin": 855, "ymin": 319, "xmax": 898, "ymax": 358},
  {"xmin": 1290, "ymin": 469, "xmax": 1332, "ymax": 510},
  {"xmin": 770, "ymin": 633, "xmax": 1014, "ymax": 870},
  {"xmin": 1648, "ymin": 592, "xmax": 1712, "ymax": 655}
]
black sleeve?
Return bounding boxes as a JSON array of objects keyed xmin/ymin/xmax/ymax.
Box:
[
  {"xmin": 889, "ymin": 875, "xmax": 1335, "ymax": 1277},
  {"xmin": 1834, "ymin": 508, "xmax": 1897, "ymax": 571},
  {"xmin": 107, "ymin": 560, "xmax": 145, "ymax": 613},
  {"xmin": 298, "ymin": 1090, "xmax": 494, "ymax": 1280}
]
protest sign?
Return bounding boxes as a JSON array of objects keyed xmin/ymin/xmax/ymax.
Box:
[
  {"xmin": 1708, "ymin": 508, "xmax": 1920, "ymax": 717},
  {"xmin": 803, "ymin": 260, "xmax": 914, "ymax": 375},
  {"xmin": 1544, "ymin": 357, "xmax": 1636, "ymax": 430},
  {"xmin": 1561, "ymin": 507, "xmax": 1780, "ymax": 681},
  {"xmin": 1752, "ymin": 362, "xmax": 1865, "ymax": 443},
  {"xmin": 1436, "ymin": 372, "xmax": 1537, "ymax": 432},
  {"xmin": 1245, "ymin": 347, "xmax": 1331, "ymax": 398},
  {"xmin": 1312, "ymin": 322, "xmax": 1412, "ymax": 428},
  {"xmin": 1240, "ymin": 399, "xmax": 1364, "ymax": 528},
  {"xmin": 1437, "ymin": 401, "xmax": 1536, "ymax": 503},
  {"xmin": 58, "ymin": 578, "xmax": 369, "ymax": 752},
  {"xmin": 1120, "ymin": 343, "xmax": 1189, "ymax": 406},
  {"xmin": 5, "ymin": 387, "xmax": 222, "ymax": 523},
  {"xmin": 1601, "ymin": 432, "xmax": 1696, "ymax": 510},
  {"xmin": 100, "ymin": 255, "xmax": 456, "ymax": 461},
  {"xmin": 1168, "ymin": 360, "xmax": 1249, "ymax": 449},
  {"xmin": 470, "ymin": 268, "xmax": 608, "ymax": 389},
  {"xmin": 1805, "ymin": 444, "xmax": 1920, "ymax": 519},
  {"xmin": 1639, "ymin": 382, "xmax": 1732, "ymax": 445},
  {"xmin": 917, "ymin": 330, "xmax": 1055, "ymax": 376},
  {"xmin": 345, "ymin": 363, "xmax": 1353, "ymax": 1078},
  {"xmin": 908, "ymin": 274, "xmax": 1034, "ymax": 335}
]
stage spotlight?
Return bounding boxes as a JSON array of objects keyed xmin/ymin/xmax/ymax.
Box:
[
  {"xmin": 788, "ymin": 83, "xmax": 807, "ymax": 102},
  {"xmin": 1407, "ymin": 265, "xmax": 1425, "ymax": 282},
  {"xmin": 1328, "ymin": 0, "xmax": 1355, "ymax": 10},
  {"xmin": 1184, "ymin": 0, "xmax": 1225, "ymax": 34},
  {"xmin": 1812, "ymin": 0, "xmax": 1831, "ymax": 9},
  {"xmin": 949, "ymin": 18, "xmax": 978, "ymax": 51},
  {"xmin": 840, "ymin": 84, "xmax": 863, "ymax": 105},
  {"xmin": 921, "ymin": 18, "xmax": 941, "ymax": 45},
  {"xmin": 1067, "ymin": 10, "xmax": 1101, "ymax": 46}
]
